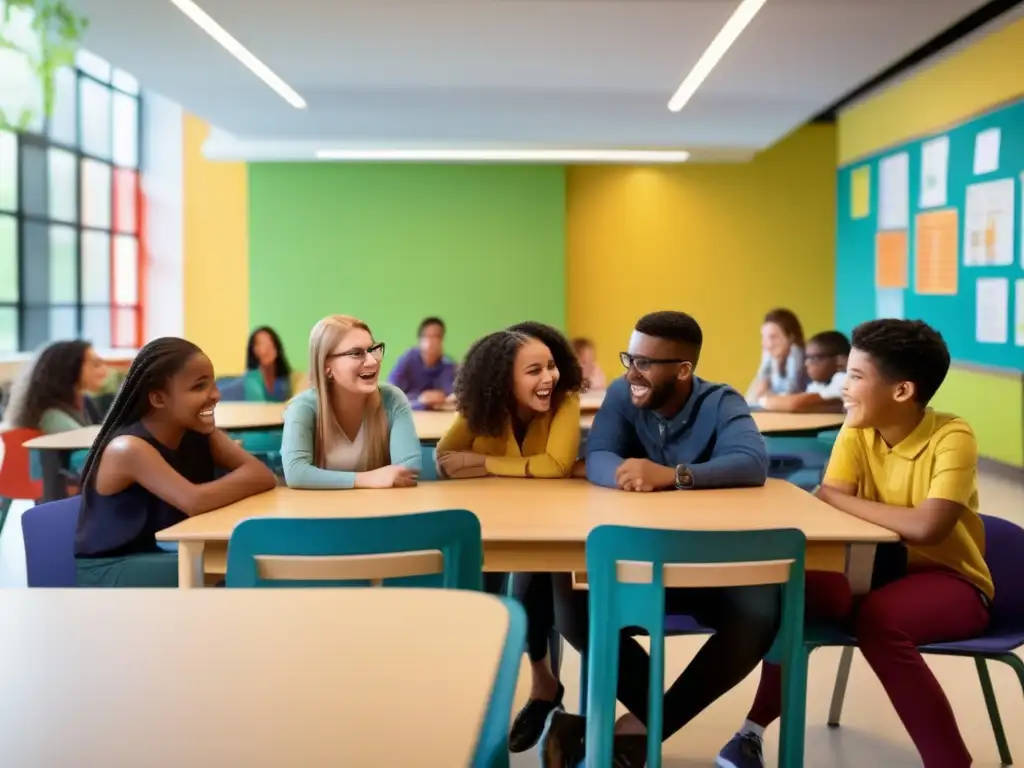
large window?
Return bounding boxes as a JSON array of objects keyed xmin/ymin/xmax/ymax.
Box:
[{"xmin": 0, "ymin": 45, "xmax": 142, "ymax": 353}]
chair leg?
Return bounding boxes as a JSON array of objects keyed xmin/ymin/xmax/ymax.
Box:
[
  {"xmin": 827, "ymin": 646, "xmax": 855, "ymax": 727},
  {"xmin": 975, "ymin": 656, "xmax": 1013, "ymax": 766},
  {"xmin": 778, "ymin": 646, "xmax": 809, "ymax": 768}
]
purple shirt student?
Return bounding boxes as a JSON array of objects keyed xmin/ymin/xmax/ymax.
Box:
[{"xmin": 388, "ymin": 317, "xmax": 458, "ymax": 410}]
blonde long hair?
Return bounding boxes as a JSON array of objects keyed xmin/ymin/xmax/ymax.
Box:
[{"xmin": 308, "ymin": 315, "xmax": 390, "ymax": 471}]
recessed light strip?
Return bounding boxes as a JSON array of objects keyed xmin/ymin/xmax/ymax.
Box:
[
  {"xmin": 314, "ymin": 148, "xmax": 690, "ymax": 163},
  {"xmin": 667, "ymin": 0, "xmax": 768, "ymax": 113},
  {"xmin": 168, "ymin": 0, "xmax": 306, "ymax": 109}
]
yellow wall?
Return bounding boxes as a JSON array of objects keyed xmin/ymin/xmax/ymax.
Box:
[
  {"xmin": 838, "ymin": 16, "xmax": 1024, "ymax": 467},
  {"xmin": 182, "ymin": 114, "xmax": 250, "ymax": 376},
  {"xmin": 566, "ymin": 124, "xmax": 837, "ymax": 390}
]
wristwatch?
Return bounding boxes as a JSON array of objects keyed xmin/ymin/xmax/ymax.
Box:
[{"xmin": 674, "ymin": 465, "xmax": 694, "ymax": 489}]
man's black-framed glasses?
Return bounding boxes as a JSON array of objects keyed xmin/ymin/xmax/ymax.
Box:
[
  {"xmin": 619, "ymin": 352, "xmax": 686, "ymax": 373},
  {"xmin": 330, "ymin": 342, "xmax": 386, "ymax": 362}
]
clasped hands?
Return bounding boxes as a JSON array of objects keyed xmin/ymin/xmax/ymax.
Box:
[{"xmin": 614, "ymin": 458, "xmax": 677, "ymax": 492}]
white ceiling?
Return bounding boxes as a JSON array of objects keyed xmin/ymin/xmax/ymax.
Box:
[{"xmin": 68, "ymin": 0, "xmax": 995, "ymax": 161}]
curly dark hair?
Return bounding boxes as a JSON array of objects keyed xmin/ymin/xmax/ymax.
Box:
[
  {"xmin": 851, "ymin": 320, "xmax": 949, "ymax": 405},
  {"xmin": 454, "ymin": 323, "xmax": 585, "ymax": 437},
  {"xmin": 635, "ymin": 311, "xmax": 704, "ymax": 367},
  {"xmin": 807, "ymin": 330, "xmax": 851, "ymax": 358},
  {"xmin": 246, "ymin": 326, "xmax": 292, "ymax": 379},
  {"xmin": 5, "ymin": 340, "xmax": 92, "ymax": 430}
]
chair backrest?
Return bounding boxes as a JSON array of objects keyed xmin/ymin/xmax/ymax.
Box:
[
  {"xmin": 225, "ymin": 510, "xmax": 483, "ymax": 589},
  {"xmin": 216, "ymin": 377, "xmax": 246, "ymax": 402},
  {"xmin": 0, "ymin": 428, "xmax": 44, "ymax": 501},
  {"xmin": 981, "ymin": 514, "xmax": 1024, "ymax": 628},
  {"xmin": 21, "ymin": 496, "xmax": 82, "ymax": 587},
  {"xmin": 473, "ymin": 596, "xmax": 527, "ymax": 768},
  {"xmin": 585, "ymin": 526, "xmax": 807, "ymax": 768}
]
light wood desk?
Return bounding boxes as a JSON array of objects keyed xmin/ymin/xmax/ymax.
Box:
[
  {"xmin": 158, "ymin": 478, "xmax": 896, "ymax": 591},
  {"xmin": 0, "ymin": 588, "xmax": 510, "ymax": 766}
]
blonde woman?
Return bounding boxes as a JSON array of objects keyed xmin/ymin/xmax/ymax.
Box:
[{"xmin": 281, "ymin": 315, "xmax": 421, "ymax": 489}]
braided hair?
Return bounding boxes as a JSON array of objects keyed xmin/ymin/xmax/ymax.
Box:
[
  {"xmin": 78, "ymin": 337, "xmax": 204, "ymax": 492},
  {"xmin": 4, "ymin": 340, "xmax": 92, "ymax": 430}
]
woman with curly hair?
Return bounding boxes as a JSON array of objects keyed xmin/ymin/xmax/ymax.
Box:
[
  {"xmin": 3, "ymin": 340, "xmax": 109, "ymax": 433},
  {"xmin": 436, "ymin": 320, "xmax": 584, "ymax": 753}
]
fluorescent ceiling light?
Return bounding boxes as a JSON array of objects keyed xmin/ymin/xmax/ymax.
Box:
[
  {"xmin": 168, "ymin": 0, "xmax": 306, "ymax": 109},
  {"xmin": 314, "ymin": 148, "xmax": 690, "ymax": 163},
  {"xmin": 668, "ymin": 0, "xmax": 768, "ymax": 113}
]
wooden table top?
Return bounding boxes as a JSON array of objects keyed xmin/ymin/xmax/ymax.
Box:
[
  {"xmin": 158, "ymin": 477, "xmax": 896, "ymax": 546},
  {"xmin": 0, "ymin": 588, "xmax": 510, "ymax": 766}
]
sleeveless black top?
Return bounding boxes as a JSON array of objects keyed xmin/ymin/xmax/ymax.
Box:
[{"xmin": 75, "ymin": 422, "xmax": 216, "ymax": 558}]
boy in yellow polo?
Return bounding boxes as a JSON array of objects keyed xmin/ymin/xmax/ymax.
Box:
[{"xmin": 718, "ymin": 319, "xmax": 991, "ymax": 768}]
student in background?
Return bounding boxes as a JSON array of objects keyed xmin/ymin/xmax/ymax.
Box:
[
  {"xmin": 388, "ymin": 316, "xmax": 457, "ymax": 410},
  {"xmin": 718, "ymin": 320, "xmax": 991, "ymax": 768},
  {"xmin": 759, "ymin": 330, "xmax": 849, "ymax": 413},
  {"xmin": 282, "ymin": 315, "xmax": 421, "ymax": 489},
  {"xmin": 74, "ymin": 337, "xmax": 277, "ymax": 587},
  {"xmin": 243, "ymin": 326, "xmax": 293, "ymax": 402},
  {"xmin": 3, "ymin": 340, "xmax": 108, "ymax": 433},
  {"xmin": 436, "ymin": 320, "xmax": 584, "ymax": 755},
  {"xmin": 572, "ymin": 337, "xmax": 607, "ymax": 390},
  {"xmin": 542, "ymin": 311, "xmax": 773, "ymax": 768},
  {"xmin": 747, "ymin": 308, "xmax": 807, "ymax": 402}
]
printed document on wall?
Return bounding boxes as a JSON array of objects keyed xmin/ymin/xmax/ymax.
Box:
[
  {"xmin": 964, "ymin": 179, "xmax": 1015, "ymax": 266},
  {"xmin": 920, "ymin": 136, "xmax": 949, "ymax": 208},
  {"xmin": 1017, "ymin": 280, "xmax": 1024, "ymax": 347},
  {"xmin": 878, "ymin": 153, "xmax": 909, "ymax": 230},
  {"xmin": 973, "ymin": 128, "xmax": 1000, "ymax": 174},
  {"xmin": 975, "ymin": 278, "xmax": 1009, "ymax": 344}
]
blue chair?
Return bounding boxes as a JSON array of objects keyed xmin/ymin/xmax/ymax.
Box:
[
  {"xmin": 583, "ymin": 526, "xmax": 808, "ymax": 768},
  {"xmin": 475, "ymin": 595, "xmax": 528, "ymax": 768},
  {"xmin": 230, "ymin": 429, "xmax": 284, "ymax": 475},
  {"xmin": 216, "ymin": 376, "xmax": 246, "ymax": 401},
  {"xmin": 21, "ymin": 496, "xmax": 81, "ymax": 587},
  {"xmin": 225, "ymin": 510, "xmax": 483, "ymax": 589},
  {"xmin": 765, "ymin": 434, "xmax": 836, "ymax": 491},
  {"xmin": 821, "ymin": 514, "xmax": 1024, "ymax": 765}
]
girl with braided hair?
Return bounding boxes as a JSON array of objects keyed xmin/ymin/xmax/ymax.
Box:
[
  {"xmin": 75, "ymin": 337, "xmax": 277, "ymax": 587},
  {"xmin": 436, "ymin": 320, "xmax": 585, "ymax": 754}
]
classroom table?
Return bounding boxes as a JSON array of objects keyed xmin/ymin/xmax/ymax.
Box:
[
  {"xmin": 157, "ymin": 478, "xmax": 897, "ymax": 592},
  {"xmin": 0, "ymin": 588, "xmax": 511, "ymax": 766}
]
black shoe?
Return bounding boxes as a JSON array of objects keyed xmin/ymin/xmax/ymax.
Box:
[
  {"xmin": 509, "ymin": 682, "xmax": 565, "ymax": 753},
  {"xmin": 538, "ymin": 710, "xmax": 586, "ymax": 768}
]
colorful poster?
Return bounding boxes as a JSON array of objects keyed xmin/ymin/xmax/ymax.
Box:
[
  {"xmin": 878, "ymin": 152, "xmax": 909, "ymax": 230},
  {"xmin": 920, "ymin": 136, "xmax": 949, "ymax": 208},
  {"xmin": 964, "ymin": 178, "xmax": 1015, "ymax": 266},
  {"xmin": 973, "ymin": 128, "xmax": 1001, "ymax": 174},
  {"xmin": 914, "ymin": 210, "xmax": 959, "ymax": 295},
  {"xmin": 875, "ymin": 289, "xmax": 905, "ymax": 320},
  {"xmin": 975, "ymin": 278, "xmax": 1009, "ymax": 344},
  {"xmin": 875, "ymin": 231, "xmax": 908, "ymax": 288},
  {"xmin": 851, "ymin": 166, "xmax": 870, "ymax": 219}
]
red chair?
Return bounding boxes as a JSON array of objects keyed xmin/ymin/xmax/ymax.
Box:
[{"xmin": 0, "ymin": 428, "xmax": 44, "ymax": 538}]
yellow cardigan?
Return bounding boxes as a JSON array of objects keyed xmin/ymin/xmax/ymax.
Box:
[{"xmin": 436, "ymin": 394, "xmax": 580, "ymax": 478}]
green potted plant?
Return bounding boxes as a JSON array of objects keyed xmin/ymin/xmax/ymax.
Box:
[{"xmin": 0, "ymin": 0, "xmax": 88, "ymax": 130}]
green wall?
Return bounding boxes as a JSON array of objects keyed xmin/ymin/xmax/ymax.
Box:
[{"xmin": 248, "ymin": 164, "xmax": 566, "ymax": 374}]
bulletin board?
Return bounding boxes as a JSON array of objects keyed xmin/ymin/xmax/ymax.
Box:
[{"xmin": 835, "ymin": 96, "xmax": 1024, "ymax": 372}]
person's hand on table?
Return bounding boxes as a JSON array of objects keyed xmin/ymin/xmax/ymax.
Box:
[
  {"xmin": 615, "ymin": 459, "xmax": 676, "ymax": 492},
  {"xmin": 356, "ymin": 465, "xmax": 419, "ymax": 489},
  {"xmin": 418, "ymin": 390, "xmax": 448, "ymax": 409},
  {"xmin": 438, "ymin": 451, "xmax": 488, "ymax": 479}
]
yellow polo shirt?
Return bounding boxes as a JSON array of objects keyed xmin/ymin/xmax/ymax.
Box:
[{"xmin": 824, "ymin": 410, "xmax": 993, "ymax": 600}]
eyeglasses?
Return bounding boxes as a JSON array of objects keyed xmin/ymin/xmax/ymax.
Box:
[
  {"xmin": 619, "ymin": 352, "xmax": 687, "ymax": 373},
  {"xmin": 329, "ymin": 342, "xmax": 385, "ymax": 362}
]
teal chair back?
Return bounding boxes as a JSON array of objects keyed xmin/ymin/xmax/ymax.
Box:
[
  {"xmin": 584, "ymin": 526, "xmax": 807, "ymax": 768},
  {"xmin": 475, "ymin": 596, "xmax": 527, "ymax": 768},
  {"xmin": 225, "ymin": 510, "xmax": 483, "ymax": 590}
]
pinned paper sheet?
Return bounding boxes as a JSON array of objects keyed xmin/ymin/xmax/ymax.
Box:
[
  {"xmin": 875, "ymin": 289, "xmax": 905, "ymax": 320},
  {"xmin": 973, "ymin": 128, "xmax": 1001, "ymax": 174},
  {"xmin": 964, "ymin": 178, "xmax": 1015, "ymax": 266},
  {"xmin": 1016, "ymin": 280, "xmax": 1024, "ymax": 347},
  {"xmin": 976, "ymin": 278, "xmax": 1009, "ymax": 344},
  {"xmin": 875, "ymin": 231, "xmax": 908, "ymax": 288},
  {"xmin": 915, "ymin": 209, "xmax": 959, "ymax": 295},
  {"xmin": 920, "ymin": 136, "xmax": 949, "ymax": 208},
  {"xmin": 878, "ymin": 152, "xmax": 909, "ymax": 230},
  {"xmin": 851, "ymin": 166, "xmax": 870, "ymax": 219}
]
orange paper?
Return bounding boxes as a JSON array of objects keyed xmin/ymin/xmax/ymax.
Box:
[
  {"xmin": 875, "ymin": 231, "xmax": 908, "ymax": 289},
  {"xmin": 914, "ymin": 209, "xmax": 959, "ymax": 295}
]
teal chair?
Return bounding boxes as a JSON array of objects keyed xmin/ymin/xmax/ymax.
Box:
[
  {"xmin": 583, "ymin": 526, "xmax": 807, "ymax": 768},
  {"xmin": 225, "ymin": 510, "xmax": 483, "ymax": 589},
  {"xmin": 765, "ymin": 432, "xmax": 837, "ymax": 491},
  {"xmin": 476, "ymin": 595, "xmax": 528, "ymax": 768},
  {"xmin": 228, "ymin": 428, "xmax": 283, "ymax": 475}
]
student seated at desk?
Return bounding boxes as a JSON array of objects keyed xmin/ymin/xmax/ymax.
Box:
[
  {"xmin": 281, "ymin": 315, "xmax": 421, "ymax": 489},
  {"xmin": 242, "ymin": 325, "xmax": 293, "ymax": 402},
  {"xmin": 759, "ymin": 330, "xmax": 849, "ymax": 413},
  {"xmin": 436, "ymin": 320, "xmax": 584, "ymax": 754},
  {"xmin": 542, "ymin": 311, "xmax": 773, "ymax": 768},
  {"xmin": 572, "ymin": 336, "xmax": 607, "ymax": 390},
  {"xmin": 718, "ymin": 320, "xmax": 992, "ymax": 768},
  {"xmin": 75, "ymin": 338, "xmax": 277, "ymax": 588},
  {"xmin": 2, "ymin": 340, "xmax": 108, "ymax": 433},
  {"xmin": 388, "ymin": 316, "xmax": 457, "ymax": 410},
  {"xmin": 746, "ymin": 308, "xmax": 807, "ymax": 403}
]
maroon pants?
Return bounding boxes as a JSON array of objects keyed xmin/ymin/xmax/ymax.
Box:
[{"xmin": 748, "ymin": 569, "xmax": 989, "ymax": 768}]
